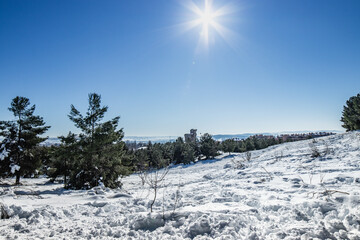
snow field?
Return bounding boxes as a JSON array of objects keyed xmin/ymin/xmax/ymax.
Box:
[{"xmin": 1, "ymin": 132, "xmax": 360, "ymax": 239}]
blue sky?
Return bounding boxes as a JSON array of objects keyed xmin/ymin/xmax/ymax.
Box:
[{"xmin": 1, "ymin": 0, "xmax": 359, "ymax": 137}]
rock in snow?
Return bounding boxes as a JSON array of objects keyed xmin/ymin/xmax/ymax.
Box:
[{"xmin": 1, "ymin": 131, "xmax": 360, "ymax": 239}]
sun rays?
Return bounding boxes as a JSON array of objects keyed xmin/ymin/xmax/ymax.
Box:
[{"xmin": 180, "ymin": 0, "xmax": 239, "ymax": 51}]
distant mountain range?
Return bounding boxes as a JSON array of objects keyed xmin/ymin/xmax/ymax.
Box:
[{"xmin": 40, "ymin": 130, "xmax": 342, "ymax": 146}]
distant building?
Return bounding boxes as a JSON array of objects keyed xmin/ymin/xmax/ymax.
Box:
[{"xmin": 185, "ymin": 129, "xmax": 197, "ymax": 143}]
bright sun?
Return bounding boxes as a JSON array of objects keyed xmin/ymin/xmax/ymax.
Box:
[
  {"xmin": 199, "ymin": 1, "xmax": 214, "ymax": 44},
  {"xmin": 181, "ymin": 0, "xmax": 237, "ymax": 50},
  {"xmin": 200, "ymin": 2, "xmax": 214, "ymax": 25}
]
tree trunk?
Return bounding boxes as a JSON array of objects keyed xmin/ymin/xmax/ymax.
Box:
[
  {"xmin": 150, "ymin": 186, "xmax": 157, "ymax": 213},
  {"xmin": 15, "ymin": 174, "xmax": 20, "ymax": 185},
  {"xmin": 64, "ymin": 159, "xmax": 67, "ymax": 189},
  {"xmin": 64, "ymin": 174, "xmax": 67, "ymax": 188}
]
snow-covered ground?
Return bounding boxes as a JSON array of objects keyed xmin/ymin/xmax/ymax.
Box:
[{"xmin": 1, "ymin": 132, "xmax": 360, "ymax": 239}]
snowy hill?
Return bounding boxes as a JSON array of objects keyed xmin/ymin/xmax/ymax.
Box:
[{"xmin": 1, "ymin": 132, "xmax": 360, "ymax": 239}]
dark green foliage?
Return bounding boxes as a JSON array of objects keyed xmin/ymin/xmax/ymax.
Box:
[
  {"xmin": 173, "ymin": 137, "xmax": 185, "ymax": 164},
  {"xmin": 160, "ymin": 142, "xmax": 174, "ymax": 163},
  {"xmin": 200, "ymin": 133, "xmax": 218, "ymax": 159},
  {"xmin": 183, "ymin": 143, "xmax": 196, "ymax": 164},
  {"xmin": 190, "ymin": 141, "xmax": 201, "ymax": 160},
  {"xmin": 130, "ymin": 132, "xmax": 327, "ymax": 172},
  {"xmin": 32, "ymin": 145, "xmax": 51, "ymax": 177},
  {"xmin": 244, "ymin": 138, "xmax": 255, "ymax": 151},
  {"xmin": 145, "ymin": 142, "xmax": 169, "ymax": 169},
  {"xmin": 222, "ymin": 139, "xmax": 236, "ymax": 155},
  {"xmin": 172, "ymin": 137, "xmax": 196, "ymax": 164},
  {"xmin": 0, "ymin": 96, "xmax": 50, "ymax": 184},
  {"xmin": 220, "ymin": 136, "xmax": 278, "ymax": 154},
  {"xmin": 48, "ymin": 132, "xmax": 77, "ymax": 188},
  {"xmin": 132, "ymin": 138, "xmax": 196, "ymax": 172},
  {"xmin": 65, "ymin": 93, "xmax": 130, "ymax": 189},
  {"xmin": 219, "ymin": 133, "xmax": 329, "ymax": 155},
  {"xmin": 341, "ymin": 93, "xmax": 360, "ymax": 131},
  {"xmin": 133, "ymin": 148, "xmax": 150, "ymax": 171}
]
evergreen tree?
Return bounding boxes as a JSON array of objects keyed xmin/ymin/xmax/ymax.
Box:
[
  {"xmin": 183, "ymin": 143, "xmax": 196, "ymax": 164},
  {"xmin": 33, "ymin": 145, "xmax": 52, "ymax": 176},
  {"xmin": 188, "ymin": 140, "xmax": 201, "ymax": 160},
  {"xmin": 147, "ymin": 143, "xmax": 168, "ymax": 169},
  {"xmin": 160, "ymin": 142, "xmax": 174, "ymax": 163},
  {"xmin": 222, "ymin": 139, "xmax": 236, "ymax": 155},
  {"xmin": 48, "ymin": 132, "xmax": 77, "ymax": 188},
  {"xmin": 134, "ymin": 148, "xmax": 150, "ymax": 171},
  {"xmin": 244, "ymin": 138, "xmax": 255, "ymax": 151},
  {"xmin": 341, "ymin": 93, "xmax": 360, "ymax": 131},
  {"xmin": 172, "ymin": 137, "xmax": 195, "ymax": 165},
  {"xmin": 233, "ymin": 140, "xmax": 246, "ymax": 152},
  {"xmin": 173, "ymin": 137, "xmax": 185, "ymax": 164},
  {"xmin": 200, "ymin": 133, "xmax": 218, "ymax": 159},
  {"xmin": 66, "ymin": 93, "xmax": 129, "ymax": 189},
  {"xmin": 0, "ymin": 96, "xmax": 50, "ymax": 184}
]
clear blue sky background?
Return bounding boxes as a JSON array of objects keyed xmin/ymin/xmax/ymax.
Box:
[{"xmin": 1, "ymin": 0, "xmax": 359, "ymax": 137}]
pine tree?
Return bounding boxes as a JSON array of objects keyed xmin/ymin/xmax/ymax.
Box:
[
  {"xmin": 341, "ymin": 93, "xmax": 360, "ymax": 131},
  {"xmin": 172, "ymin": 137, "xmax": 195, "ymax": 165},
  {"xmin": 161, "ymin": 142, "xmax": 174, "ymax": 163},
  {"xmin": 183, "ymin": 143, "xmax": 196, "ymax": 164},
  {"xmin": 173, "ymin": 137, "xmax": 185, "ymax": 164},
  {"xmin": 0, "ymin": 96, "xmax": 50, "ymax": 184},
  {"xmin": 222, "ymin": 139, "xmax": 236, "ymax": 155},
  {"xmin": 200, "ymin": 133, "xmax": 218, "ymax": 159},
  {"xmin": 66, "ymin": 93, "xmax": 129, "ymax": 189},
  {"xmin": 244, "ymin": 138, "xmax": 255, "ymax": 151},
  {"xmin": 48, "ymin": 132, "xmax": 77, "ymax": 188},
  {"xmin": 134, "ymin": 149, "xmax": 149, "ymax": 171},
  {"xmin": 147, "ymin": 143, "xmax": 168, "ymax": 169}
]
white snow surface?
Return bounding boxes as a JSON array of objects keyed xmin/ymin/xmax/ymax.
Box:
[
  {"xmin": 1, "ymin": 132, "xmax": 360, "ymax": 239},
  {"xmin": 9, "ymin": 164, "xmax": 20, "ymax": 174},
  {"xmin": 0, "ymin": 148, "xmax": 8, "ymax": 161}
]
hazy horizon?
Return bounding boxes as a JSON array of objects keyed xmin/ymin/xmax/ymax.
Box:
[{"xmin": 43, "ymin": 129, "xmax": 343, "ymax": 142}]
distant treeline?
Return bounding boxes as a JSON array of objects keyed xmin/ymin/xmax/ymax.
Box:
[
  {"xmin": 219, "ymin": 132, "xmax": 333, "ymax": 154},
  {"xmin": 126, "ymin": 132, "xmax": 335, "ymax": 170},
  {"xmin": 125, "ymin": 132, "xmax": 333, "ymax": 152}
]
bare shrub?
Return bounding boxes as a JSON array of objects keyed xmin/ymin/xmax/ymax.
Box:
[
  {"xmin": 297, "ymin": 163, "xmax": 314, "ymax": 185},
  {"xmin": 309, "ymin": 140, "xmax": 333, "ymax": 160},
  {"xmin": 308, "ymin": 185, "xmax": 350, "ymax": 198},
  {"xmin": 159, "ymin": 179, "xmax": 182, "ymax": 221},
  {"xmin": 309, "ymin": 143, "xmax": 321, "ymax": 158},
  {"xmin": 243, "ymin": 151, "xmax": 252, "ymax": 161},
  {"xmin": 140, "ymin": 167, "xmax": 169, "ymax": 213},
  {"xmin": 261, "ymin": 167, "xmax": 273, "ymax": 181},
  {"xmin": 322, "ymin": 141, "xmax": 331, "ymax": 157},
  {"xmin": 320, "ymin": 188, "xmax": 349, "ymax": 197},
  {"xmin": 231, "ymin": 151, "xmax": 252, "ymax": 169},
  {"xmin": 231, "ymin": 158, "xmax": 245, "ymax": 169},
  {"xmin": 172, "ymin": 181, "xmax": 182, "ymax": 216},
  {"xmin": 274, "ymin": 151, "xmax": 284, "ymax": 162}
]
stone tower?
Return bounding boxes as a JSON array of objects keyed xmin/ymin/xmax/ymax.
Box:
[{"xmin": 184, "ymin": 129, "xmax": 197, "ymax": 143}]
